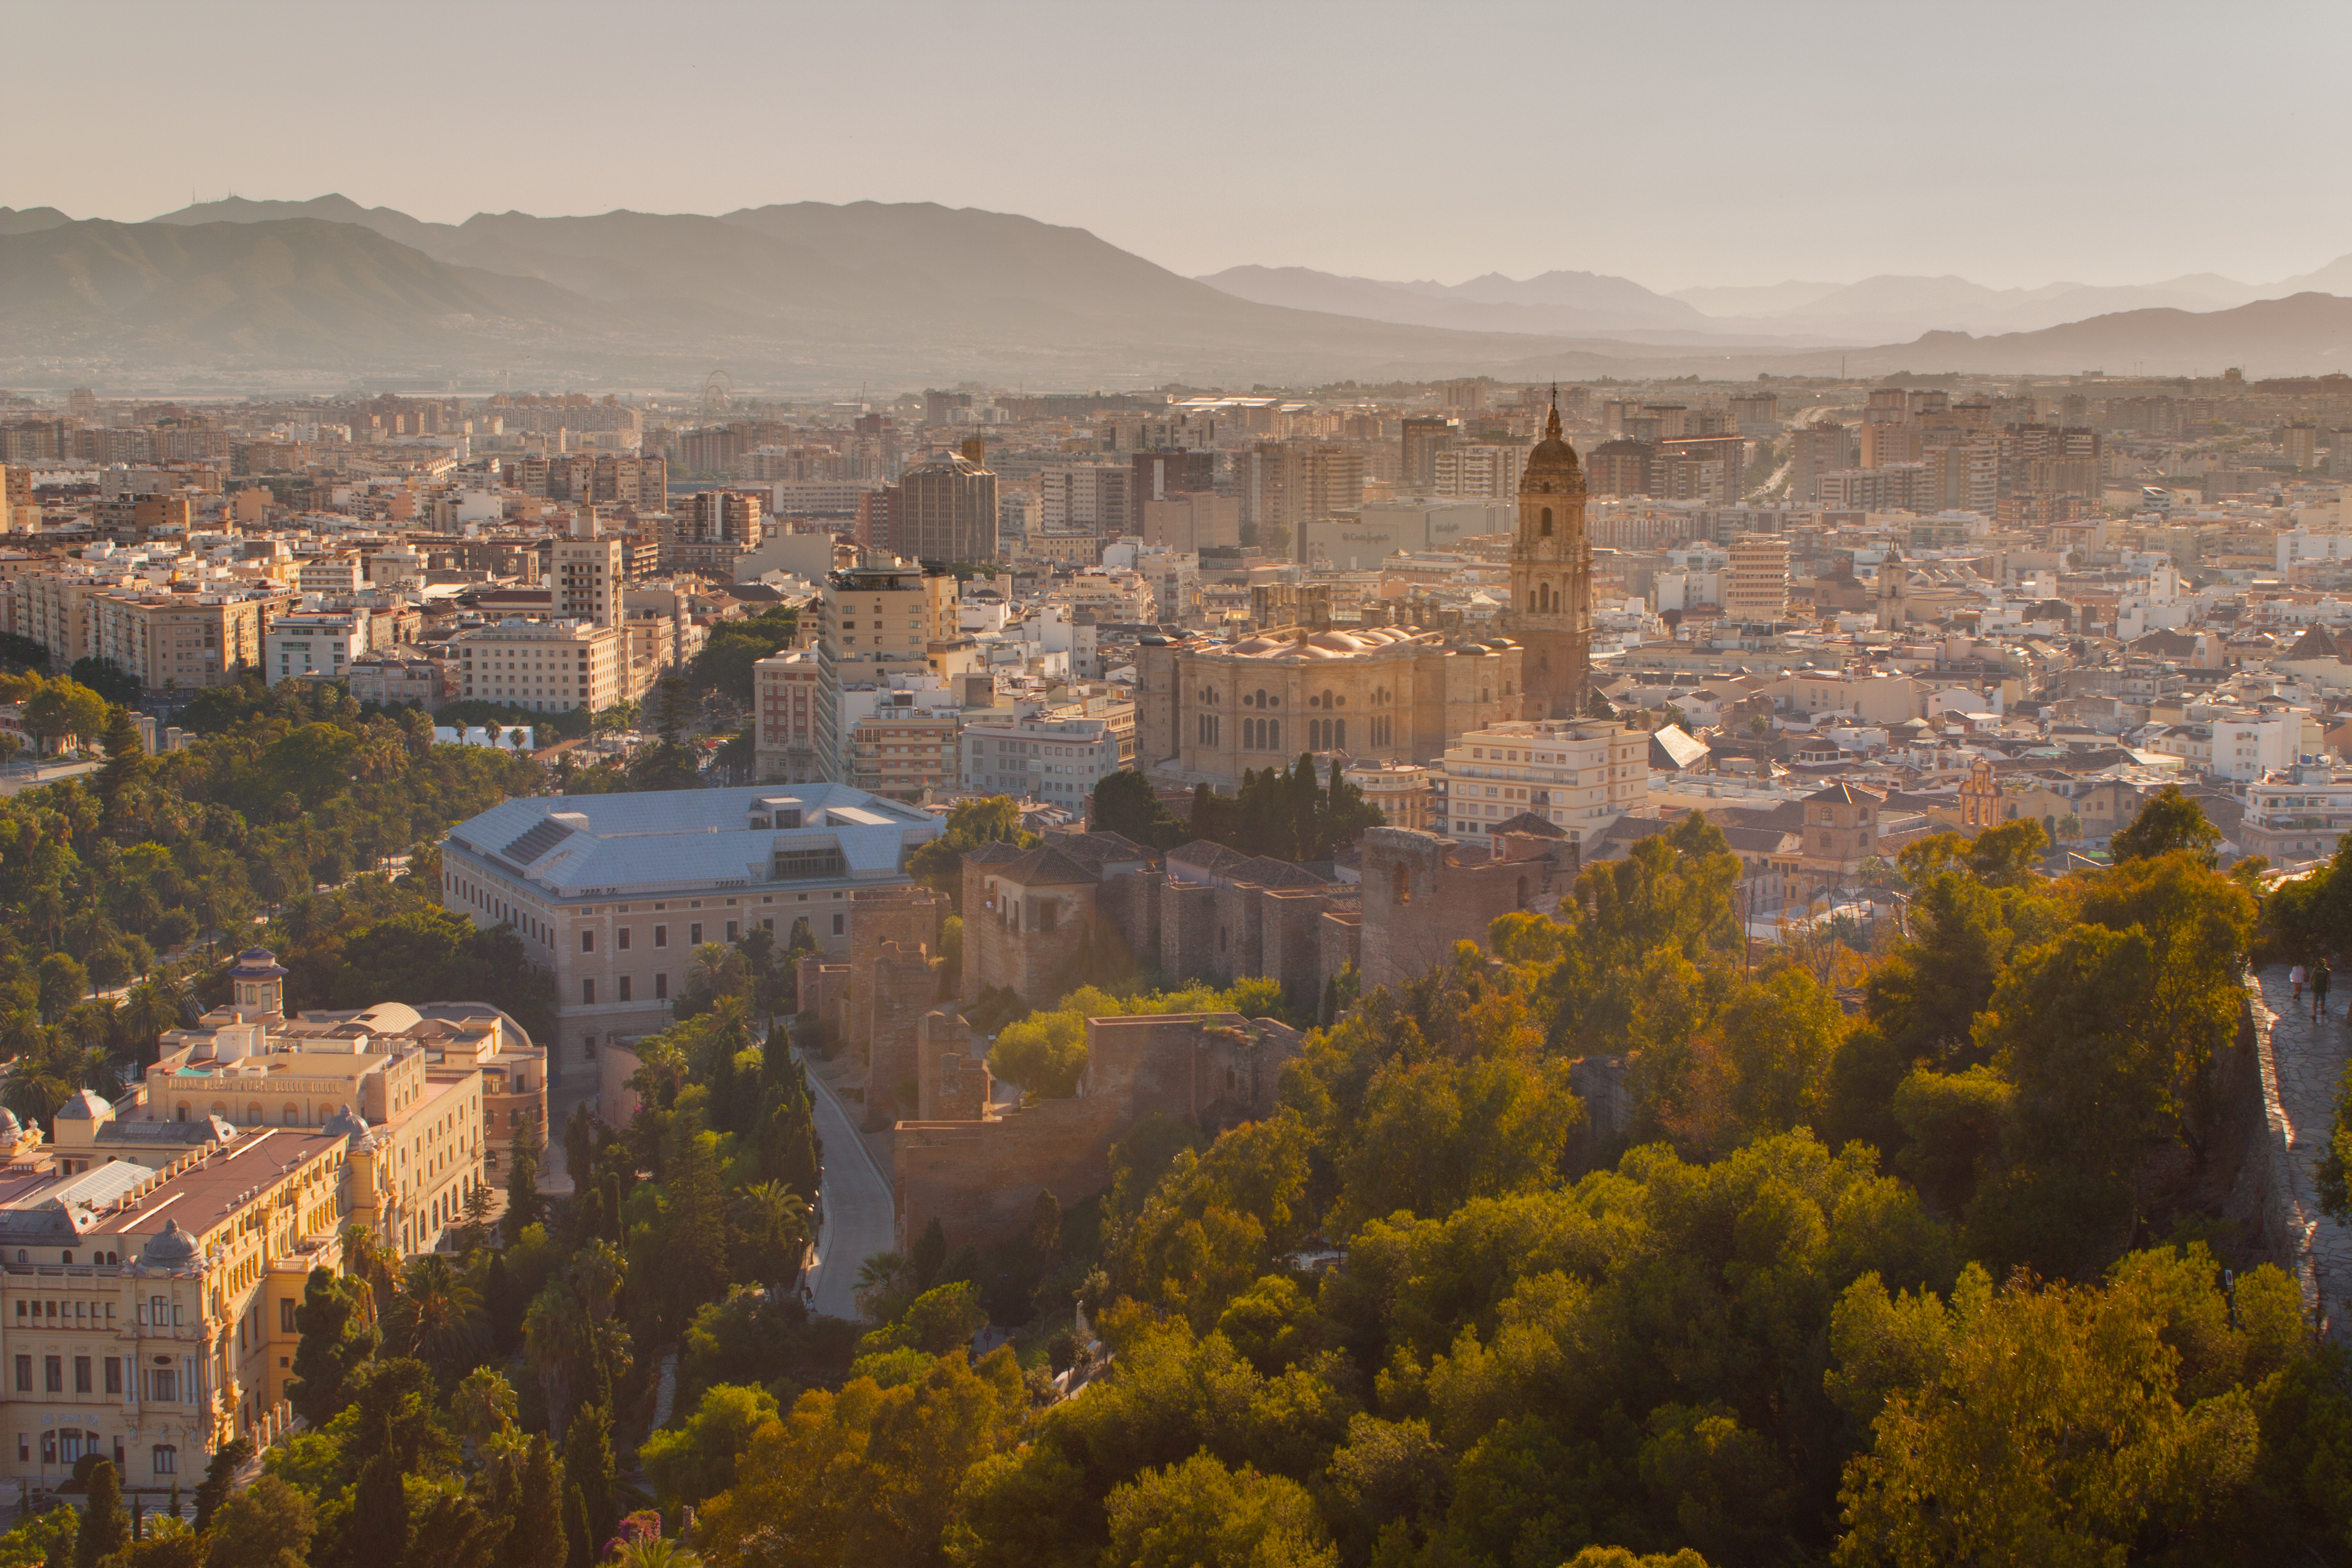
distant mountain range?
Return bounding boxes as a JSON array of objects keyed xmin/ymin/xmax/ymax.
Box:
[
  {"xmin": 1, "ymin": 194, "xmax": 2345, "ymax": 388},
  {"xmin": 1201, "ymin": 255, "xmax": 2352, "ymax": 346}
]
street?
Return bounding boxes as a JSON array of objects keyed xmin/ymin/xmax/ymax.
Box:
[{"xmin": 797, "ymin": 1048, "xmax": 895, "ymax": 1321}]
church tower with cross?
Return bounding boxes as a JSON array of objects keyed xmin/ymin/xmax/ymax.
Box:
[{"xmin": 1507, "ymin": 388, "xmax": 1592, "ymax": 719}]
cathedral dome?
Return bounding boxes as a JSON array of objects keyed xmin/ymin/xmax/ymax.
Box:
[{"xmin": 1522, "ymin": 391, "xmax": 1584, "ymax": 491}]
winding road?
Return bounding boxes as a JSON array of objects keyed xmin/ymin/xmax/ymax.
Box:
[{"xmin": 797, "ymin": 1048, "xmax": 896, "ymax": 1320}]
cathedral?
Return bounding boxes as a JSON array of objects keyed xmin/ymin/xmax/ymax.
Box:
[{"xmin": 1504, "ymin": 389, "xmax": 1594, "ymax": 719}]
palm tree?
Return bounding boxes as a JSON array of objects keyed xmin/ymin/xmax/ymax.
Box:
[
  {"xmin": 0, "ymin": 1009, "xmax": 46, "ymax": 1064},
  {"xmin": 388, "ymin": 1254, "xmax": 485, "ymax": 1380},
  {"xmin": 570, "ymin": 1238, "xmax": 626, "ymax": 1324},
  {"xmin": 449, "ymin": 1365, "xmax": 518, "ymax": 1453},
  {"xmin": 522, "ymin": 1281, "xmax": 589, "ymax": 1437},
  {"xmin": 853, "ymin": 1250, "xmax": 913, "ymax": 1322},
  {"xmin": 612, "ymin": 1541, "xmax": 703, "ymax": 1568},
  {"xmin": 119, "ymin": 981, "xmax": 182, "ymax": 1070},
  {"xmin": 734, "ymin": 1181, "xmax": 812, "ymax": 1288}
]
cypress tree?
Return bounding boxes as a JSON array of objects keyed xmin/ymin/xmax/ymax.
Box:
[
  {"xmin": 506, "ymin": 1436, "xmax": 568, "ymax": 1568},
  {"xmin": 73, "ymin": 1459, "xmax": 127, "ymax": 1568},
  {"xmin": 288, "ymin": 1268, "xmax": 378, "ymax": 1427},
  {"xmin": 662, "ymin": 1111, "xmax": 729, "ymax": 1331},
  {"xmin": 562, "ymin": 1482, "xmax": 593, "ymax": 1568},
  {"xmin": 564, "ymin": 1402, "xmax": 615, "ymax": 1549},
  {"xmin": 193, "ymin": 1436, "xmax": 252, "ymax": 1532}
]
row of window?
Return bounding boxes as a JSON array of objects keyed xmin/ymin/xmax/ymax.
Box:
[
  {"xmin": 15, "ymin": 1430, "xmax": 166, "ymax": 1472},
  {"xmin": 11, "ymin": 1354, "xmax": 166, "ymax": 1398}
]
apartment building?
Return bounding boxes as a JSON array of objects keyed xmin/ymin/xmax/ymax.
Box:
[
  {"xmin": 265, "ymin": 610, "xmax": 370, "ymax": 686},
  {"xmin": 1436, "ymin": 718, "xmax": 1648, "ymax": 845},
  {"xmin": 450, "ymin": 619, "xmax": 625, "ymax": 712},
  {"xmin": 1725, "ymin": 536, "xmax": 1792, "ymax": 623},
  {"xmin": 295, "ymin": 555, "xmax": 362, "ymax": 596},
  {"xmin": 814, "ymin": 562, "xmax": 961, "ymax": 783},
  {"xmin": 1434, "ymin": 442, "xmax": 1528, "ymax": 502},
  {"xmin": 960, "ymin": 712, "xmax": 1124, "ymax": 805},
  {"xmin": 440, "ymin": 784, "xmax": 943, "ymax": 1065},
  {"xmin": 2240, "ymin": 763, "xmax": 2352, "ymax": 861},
  {"xmin": 1038, "ymin": 465, "xmax": 1133, "ymax": 537},
  {"xmin": 754, "ymin": 648, "xmax": 823, "ymax": 783},
  {"xmin": 551, "ymin": 534, "xmax": 625, "ymax": 630},
  {"xmin": 81, "ymin": 587, "xmax": 292, "ymax": 692},
  {"xmin": 896, "ymin": 451, "xmax": 998, "ymax": 564}
]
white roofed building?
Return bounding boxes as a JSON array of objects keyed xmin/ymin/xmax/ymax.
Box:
[{"xmin": 439, "ymin": 784, "xmax": 944, "ymax": 1069}]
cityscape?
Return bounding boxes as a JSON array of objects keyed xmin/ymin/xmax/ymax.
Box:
[{"xmin": 0, "ymin": 4, "xmax": 2349, "ymax": 1566}]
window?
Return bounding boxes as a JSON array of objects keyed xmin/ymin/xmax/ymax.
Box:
[
  {"xmin": 617, "ymin": 928, "xmax": 631, "ymax": 951},
  {"xmin": 152, "ymin": 1444, "xmax": 177, "ymax": 1476},
  {"xmin": 1392, "ymin": 864, "xmax": 1411, "ymax": 905},
  {"xmin": 74, "ymin": 1357, "xmax": 90, "ymax": 1394},
  {"xmin": 1540, "ymin": 507, "xmax": 1554, "ymax": 537},
  {"xmin": 582, "ymin": 979, "xmax": 596, "ymax": 1005},
  {"xmin": 689, "ymin": 923, "xmax": 703, "ymax": 946},
  {"xmin": 618, "ymin": 976, "xmax": 633, "ymax": 1003},
  {"xmin": 654, "ymin": 973, "xmax": 668, "ymax": 1000},
  {"xmin": 105, "ymin": 1358, "xmax": 122, "ymax": 1396},
  {"xmin": 44, "ymin": 1357, "xmax": 62, "ymax": 1393},
  {"xmin": 13, "ymin": 1357, "xmax": 28, "ymax": 1393},
  {"xmin": 832, "ymin": 913, "xmax": 846, "ymax": 937},
  {"xmin": 581, "ymin": 929, "xmax": 595, "ymax": 953},
  {"xmin": 653, "ymin": 925, "xmax": 668, "ymax": 948},
  {"xmin": 725, "ymin": 921, "xmax": 738, "ymax": 942}
]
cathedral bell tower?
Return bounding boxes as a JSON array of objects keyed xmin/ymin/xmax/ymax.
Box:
[{"xmin": 1509, "ymin": 388, "xmax": 1592, "ymax": 719}]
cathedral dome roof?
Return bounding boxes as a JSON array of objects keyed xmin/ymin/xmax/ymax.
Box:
[{"xmin": 1522, "ymin": 391, "xmax": 1584, "ymax": 489}]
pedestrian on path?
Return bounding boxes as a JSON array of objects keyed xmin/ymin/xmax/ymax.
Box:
[
  {"xmin": 2291, "ymin": 962, "xmax": 2307, "ymax": 1001},
  {"xmin": 2313, "ymin": 959, "xmax": 2332, "ymax": 1020}
]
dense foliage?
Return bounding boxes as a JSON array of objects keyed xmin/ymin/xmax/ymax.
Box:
[
  {"xmin": 685, "ymin": 604, "xmax": 799, "ymax": 706},
  {"xmin": 585, "ymin": 788, "xmax": 2345, "ymax": 1567},
  {"xmin": 0, "ymin": 676, "xmax": 546, "ymax": 1127}
]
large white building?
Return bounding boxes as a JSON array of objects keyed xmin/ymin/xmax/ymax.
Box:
[
  {"xmin": 440, "ymin": 784, "xmax": 943, "ymax": 1068},
  {"xmin": 1434, "ymin": 718, "xmax": 1649, "ymax": 846}
]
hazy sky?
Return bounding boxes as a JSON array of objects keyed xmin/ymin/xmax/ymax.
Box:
[{"xmin": 8, "ymin": 0, "xmax": 2347, "ymax": 292}]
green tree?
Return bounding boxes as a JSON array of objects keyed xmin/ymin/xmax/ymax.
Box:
[
  {"xmin": 625, "ymin": 677, "xmax": 701, "ymax": 792},
  {"xmin": 203, "ymin": 1476, "xmax": 314, "ymax": 1568},
  {"xmin": 685, "ymin": 606, "xmax": 799, "ymax": 705},
  {"xmin": 2320, "ymin": 1060, "xmax": 2352, "ymax": 1224},
  {"xmin": 640, "ymin": 1383, "xmax": 782, "ymax": 1510},
  {"xmin": 504, "ymin": 1122, "xmax": 543, "ymax": 1242},
  {"xmin": 287, "ymin": 1267, "xmax": 380, "ymax": 1427},
  {"xmin": 507, "ymin": 1436, "xmax": 569, "ymax": 1568},
  {"xmin": 73, "ymin": 1459, "xmax": 127, "ymax": 1568},
  {"xmin": 350, "ymin": 1448, "xmax": 409, "ymax": 1568},
  {"xmin": 97, "ymin": 706, "xmax": 153, "ymax": 801},
  {"xmin": 21, "ymin": 676, "xmax": 107, "ymax": 754},
  {"xmin": 1102, "ymin": 1452, "xmax": 1338, "ymax": 1568},
  {"xmin": 191, "ymin": 1437, "xmax": 252, "ymax": 1532},
  {"xmin": 36, "ymin": 954, "xmax": 86, "ymax": 1021},
  {"xmin": 1833, "ymin": 1253, "xmax": 2295, "ymax": 1567},
  {"xmin": 906, "ymin": 794, "xmax": 1036, "ymax": 911},
  {"xmin": 2109, "ymin": 783, "xmax": 2222, "ymax": 866},
  {"xmin": 564, "ymin": 1401, "xmax": 617, "ymax": 1550},
  {"xmin": 1089, "ymin": 770, "xmax": 1188, "ymax": 850}
]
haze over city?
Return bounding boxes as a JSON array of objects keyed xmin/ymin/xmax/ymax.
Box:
[{"xmin": 0, "ymin": 7, "xmax": 2349, "ymax": 1568}]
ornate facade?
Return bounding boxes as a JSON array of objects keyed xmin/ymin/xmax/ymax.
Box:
[{"xmin": 1134, "ymin": 625, "xmax": 1522, "ymax": 790}]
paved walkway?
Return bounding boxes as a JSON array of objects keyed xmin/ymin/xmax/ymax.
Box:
[
  {"xmin": 797, "ymin": 1047, "xmax": 895, "ymax": 1321},
  {"xmin": 2245, "ymin": 967, "xmax": 2352, "ymax": 1343}
]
